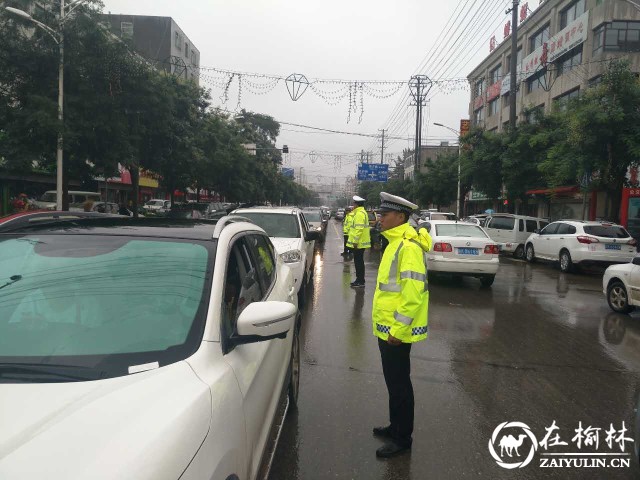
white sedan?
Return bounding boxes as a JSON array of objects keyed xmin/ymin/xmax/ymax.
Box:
[
  {"xmin": 0, "ymin": 215, "xmax": 300, "ymax": 480},
  {"xmin": 603, "ymin": 257, "xmax": 640, "ymax": 313},
  {"xmin": 424, "ymin": 220, "xmax": 500, "ymax": 287}
]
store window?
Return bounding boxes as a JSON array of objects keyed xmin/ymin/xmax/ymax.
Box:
[
  {"xmin": 529, "ymin": 24, "xmax": 550, "ymax": 53},
  {"xmin": 560, "ymin": 0, "xmax": 585, "ymax": 30},
  {"xmin": 593, "ymin": 21, "xmax": 640, "ymax": 55},
  {"xmin": 555, "ymin": 45, "xmax": 583, "ymax": 76}
]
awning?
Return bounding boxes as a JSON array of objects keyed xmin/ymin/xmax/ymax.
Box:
[{"xmin": 527, "ymin": 186, "xmax": 579, "ymax": 195}]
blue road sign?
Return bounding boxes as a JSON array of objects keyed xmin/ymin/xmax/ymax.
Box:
[
  {"xmin": 281, "ymin": 168, "xmax": 295, "ymax": 179},
  {"xmin": 357, "ymin": 163, "xmax": 389, "ymax": 182}
]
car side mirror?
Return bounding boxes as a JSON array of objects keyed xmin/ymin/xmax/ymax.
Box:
[
  {"xmin": 305, "ymin": 230, "xmax": 320, "ymax": 242},
  {"xmin": 633, "ymin": 257, "xmax": 640, "ymax": 266},
  {"xmin": 232, "ymin": 301, "xmax": 296, "ymax": 346}
]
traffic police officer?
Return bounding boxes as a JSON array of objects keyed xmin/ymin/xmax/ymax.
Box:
[
  {"xmin": 341, "ymin": 206, "xmax": 354, "ymax": 258},
  {"xmin": 372, "ymin": 192, "xmax": 430, "ymax": 458},
  {"xmin": 347, "ymin": 196, "xmax": 371, "ymax": 288}
]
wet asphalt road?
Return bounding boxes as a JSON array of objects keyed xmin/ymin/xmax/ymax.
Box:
[{"xmin": 269, "ymin": 220, "xmax": 640, "ymax": 480}]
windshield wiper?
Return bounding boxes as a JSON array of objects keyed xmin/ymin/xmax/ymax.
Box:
[
  {"xmin": 0, "ymin": 363, "xmax": 104, "ymax": 382},
  {"xmin": 0, "ymin": 275, "xmax": 22, "ymax": 291}
]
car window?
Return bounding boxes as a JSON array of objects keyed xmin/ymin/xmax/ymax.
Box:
[
  {"xmin": 303, "ymin": 210, "xmax": 322, "ymax": 223},
  {"xmin": 249, "ymin": 234, "xmax": 276, "ymax": 295},
  {"xmin": 583, "ymin": 225, "xmax": 630, "ymax": 238},
  {"xmin": 300, "ymin": 213, "xmax": 310, "ymax": 232},
  {"xmin": 487, "ymin": 216, "xmax": 515, "ymax": 230},
  {"xmin": 435, "ymin": 224, "xmax": 488, "ymax": 238},
  {"xmin": 0, "ymin": 235, "xmax": 212, "ymax": 375},
  {"xmin": 221, "ymin": 238, "xmax": 263, "ymax": 343},
  {"xmin": 539, "ymin": 221, "xmax": 549, "ymax": 229},
  {"xmin": 526, "ymin": 220, "xmax": 537, "ymax": 232},
  {"xmin": 540, "ymin": 223, "xmax": 559, "ymax": 235},
  {"xmin": 556, "ymin": 223, "xmax": 577, "ymax": 235},
  {"xmin": 519, "ymin": 219, "xmax": 525, "ymax": 232},
  {"xmin": 238, "ymin": 212, "xmax": 301, "ymax": 238}
]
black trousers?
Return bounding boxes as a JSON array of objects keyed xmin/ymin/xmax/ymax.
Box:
[
  {"xmin": 343, "ymin": 235, "xmax": 349, "ymax": 254},
  {"xmin": 352, "ymin": 248, "xmax": 365, "ymax": 283},
  {"xmin": 378, "ymin": 338, "xmax": 414, "ymax": 443}
]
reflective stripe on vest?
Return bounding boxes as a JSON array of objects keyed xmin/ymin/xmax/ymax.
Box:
[
  {"xmin": 377, "ymin": 323, "xmax": 428, "ymax": 336},
  {"xmin": 394, "ymin": 311, "xmax": 413, "ymax": 325},
  {"xmin": 378, "ymin": 241, "xmax": 428, "ymax": 293}
]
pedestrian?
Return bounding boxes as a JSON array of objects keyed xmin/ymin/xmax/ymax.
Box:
[
  {"xmin": 347, "ymin": 196, "xmax": 371, "ymax": 288},
  {"xmin": 371, "ymin": 191, "xmax": 430, "ymax": 458},
  {"xmin": 341, "ymin": 206, "xmax": 354, "ymax": 258}
]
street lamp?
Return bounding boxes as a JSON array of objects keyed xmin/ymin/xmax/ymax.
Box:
[
  {"xmin": 433, "ymin": 122, "xmax": 462, "ymax": 218},
  {"xmin": 6, "ymin": 0, "xmax": 88, "ymax": 211}
]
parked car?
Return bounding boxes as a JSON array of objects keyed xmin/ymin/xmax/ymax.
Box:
[
  {"xmin": 143, "ymin": 199, "xmax": 171, "ymax": 216},
  {"xmin": 335, "ymin": 208, "xmax": 346, "ymax": 221},
  {"xmin": 602, "ymin": 256, "xmax": 640, "ymax": 313},
  {"xmin": 423, "ymin": 220, "xmax": 500, "ymax": 287},
  {"xmin": 526, "ymin": 220, "xmax": 637, "ymax": 273},
  {"xmin": 33, "ymin": 190, "xmax": 101, "ymax": 211},
  {"xmin": 484, "ymin": 213, "xmax": 549, "ymax": 259},
  {"xmin": 420, "ymin": 211, "xmax": 458, "ymax": 221},
  {"xmin": 91, "ymin": 202, "xmax": 132, "ymax": 216},
  {"xmin": 0, "ymin": 215, "xmax": 300, "ymax": 480},
  {"xmin": 462, "ymin": 214, "xmax": 489, "ymax": 227},
  {"xmin": 233, "ymin": 207, "xmax": 320, "ymax": 306},
  {"xmin": 302, "ymin": 208, "xmax": 327, "ymax": 241}
]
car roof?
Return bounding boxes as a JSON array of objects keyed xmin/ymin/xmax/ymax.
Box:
[
  {"xmin": 552, "ymin": 219, "xmax": 624, "ymax": 226},
  {"xmin": 0, "ymin": 216, "xmax": 263, "ymax": 240},
  {"xmin": 234, "ymin": 206, "xmax": 299, "ymax": 215},
  {"xmin": 427, "ymin": 220, "xmax": 479, "ymax": 225},
  {"xmin": 488, "ymin": 213, "xmax": 547, "ymax": 220}
]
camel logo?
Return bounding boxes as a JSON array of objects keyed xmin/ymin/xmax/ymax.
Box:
[{"xmin": 488, "ymin": 422, "xmax": 539, "ymax": 469}]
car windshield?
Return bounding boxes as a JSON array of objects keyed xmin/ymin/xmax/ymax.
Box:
[
  {"xmin": 584, "ymin": 225, "xmax": 630, "ymax": 238},
  {"xmin": 435, "ymin": 224, "xmax": 488, "ymax": 238},
  {"xmin": 0, "ymin": 234, "xmax": 213, "ymax": 381},
  {"xmin": 303, "ymin": 211, "xmax": 322, "ymax": 222},
  {"xmin": 146, "ymin": 200, "xmax": 163, "ymax": 206},
  {"xmin": 239, "ymin": 212, "xmax": 301, "ymax": 238},
  {"xmin": 40, "ymin": 193, "xmax": 56, "ymax": 202}
]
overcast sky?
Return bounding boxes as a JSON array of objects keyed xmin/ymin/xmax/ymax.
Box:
[{"xmin": 102, "ymin": 0, "xmax": 540, "ymax": 186}]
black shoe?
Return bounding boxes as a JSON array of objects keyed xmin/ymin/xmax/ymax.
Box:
[
  {"xmin": 350, "ymin": 281, "xmax": 365, "ymax": 288},
  {"xmin": 373, "ymin": 425, "xmax": 393, "ymax": 439},
  {"xmin": 376, "ymin": 439, "xmax": 412, "ymax": 458}
]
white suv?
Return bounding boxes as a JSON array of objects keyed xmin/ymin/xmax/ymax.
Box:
[
  {"xmin": 233, "ymin": 207, "xmax": 320, "ymax": 306},
  {"xmin": 0, "ymin": 215, "xmax": 300, "ymax": 480},
  {"xmin": 525, "ymin": 220, "xmax": 636, "ymax": 272}
]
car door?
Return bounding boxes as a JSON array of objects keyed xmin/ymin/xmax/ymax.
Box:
[
  {"xmin": 299, "ymin": 213, "xmax": 314, "ymax": 278},
  {"xmin": 536, "ymin": 222, "xmax": 560, "ymax": 258},
  {"xmin": 222, "ymin": 235, "xmax": 287, "ymax": 479},
  {"xmin": 554, "ymin": 223, "xmax": 576, "ymax": 257}
]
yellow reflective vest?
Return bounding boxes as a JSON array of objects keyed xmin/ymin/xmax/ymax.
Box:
[
  {"xmin": 372, "ymin": 222, "xmax": 430, "ymax": 343},
  {"xmin": 343, "ymin": 210, "xmax": 354, "ymax": 235},
  {"xmin": 347, "ymin": 206, "xmax": 371, "ymax": 249}
]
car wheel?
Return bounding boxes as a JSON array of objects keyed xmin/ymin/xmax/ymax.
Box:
[
  {"xmin": 559, "ymin": 250, "xmax": 573, "ymax": 273},
  {"xmin": 525, "ymin": 244, "xmax": 536, "ymax": 263},
  {"xmin": 514, "ymin": 244, "xmax": 525, "ymax": 259},
  {"xmin": 288, "ymin": 320, "xmax": 301, "ymax": 411},
  {"xmin": 608, "ymin": 281, "xmax": 634, "ymax": 314},
  {"xmin": 480, "ymin": 274, "xmax": 495, "ymax": 287}
]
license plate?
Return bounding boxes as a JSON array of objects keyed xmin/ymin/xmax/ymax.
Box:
[
  {"xmin": 458, "ymin": 248, "xmax": 479, "ymax": 255},
  {"xmin": 605, "ymin": 244, "xmax": 621, "ymax": 250}
]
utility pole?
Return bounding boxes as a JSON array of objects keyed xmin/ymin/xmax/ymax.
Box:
[
  {"xmin": 380, "ymin": 129, "xmax": 385, "ymax": 164},
  {"xmin": 507, "ymin": 0, "xmax": 520, "ymax": 130},
  {"xmin": 409, "ymin": 75, "xmax": 432, "ymax": 176}
]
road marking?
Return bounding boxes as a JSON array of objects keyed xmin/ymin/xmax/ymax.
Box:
[{"xmin": 332, "ymin": 221, "xmax": 342, "ymax": 239}]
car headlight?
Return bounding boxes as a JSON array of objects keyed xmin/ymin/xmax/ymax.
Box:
[{"xmin": 280, "ymin": 249, "xmax": 302, "ymax": 263}]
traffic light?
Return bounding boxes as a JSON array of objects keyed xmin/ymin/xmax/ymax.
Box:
[{"xmin": 282, "ymin": 145, "xmax": 289, "ymax": 154}]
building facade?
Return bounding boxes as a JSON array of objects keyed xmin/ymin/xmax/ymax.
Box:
[
  {"xmin": 468, "ymin": 0, "xmax": 640, "ymax": 131},
  {"xmin": 101, "ymin": 15, "xmax": 200, "ymax": 84},
  {"xmin": 403, "ymin": 144, "xmax": 459, "ymax": 180}
]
